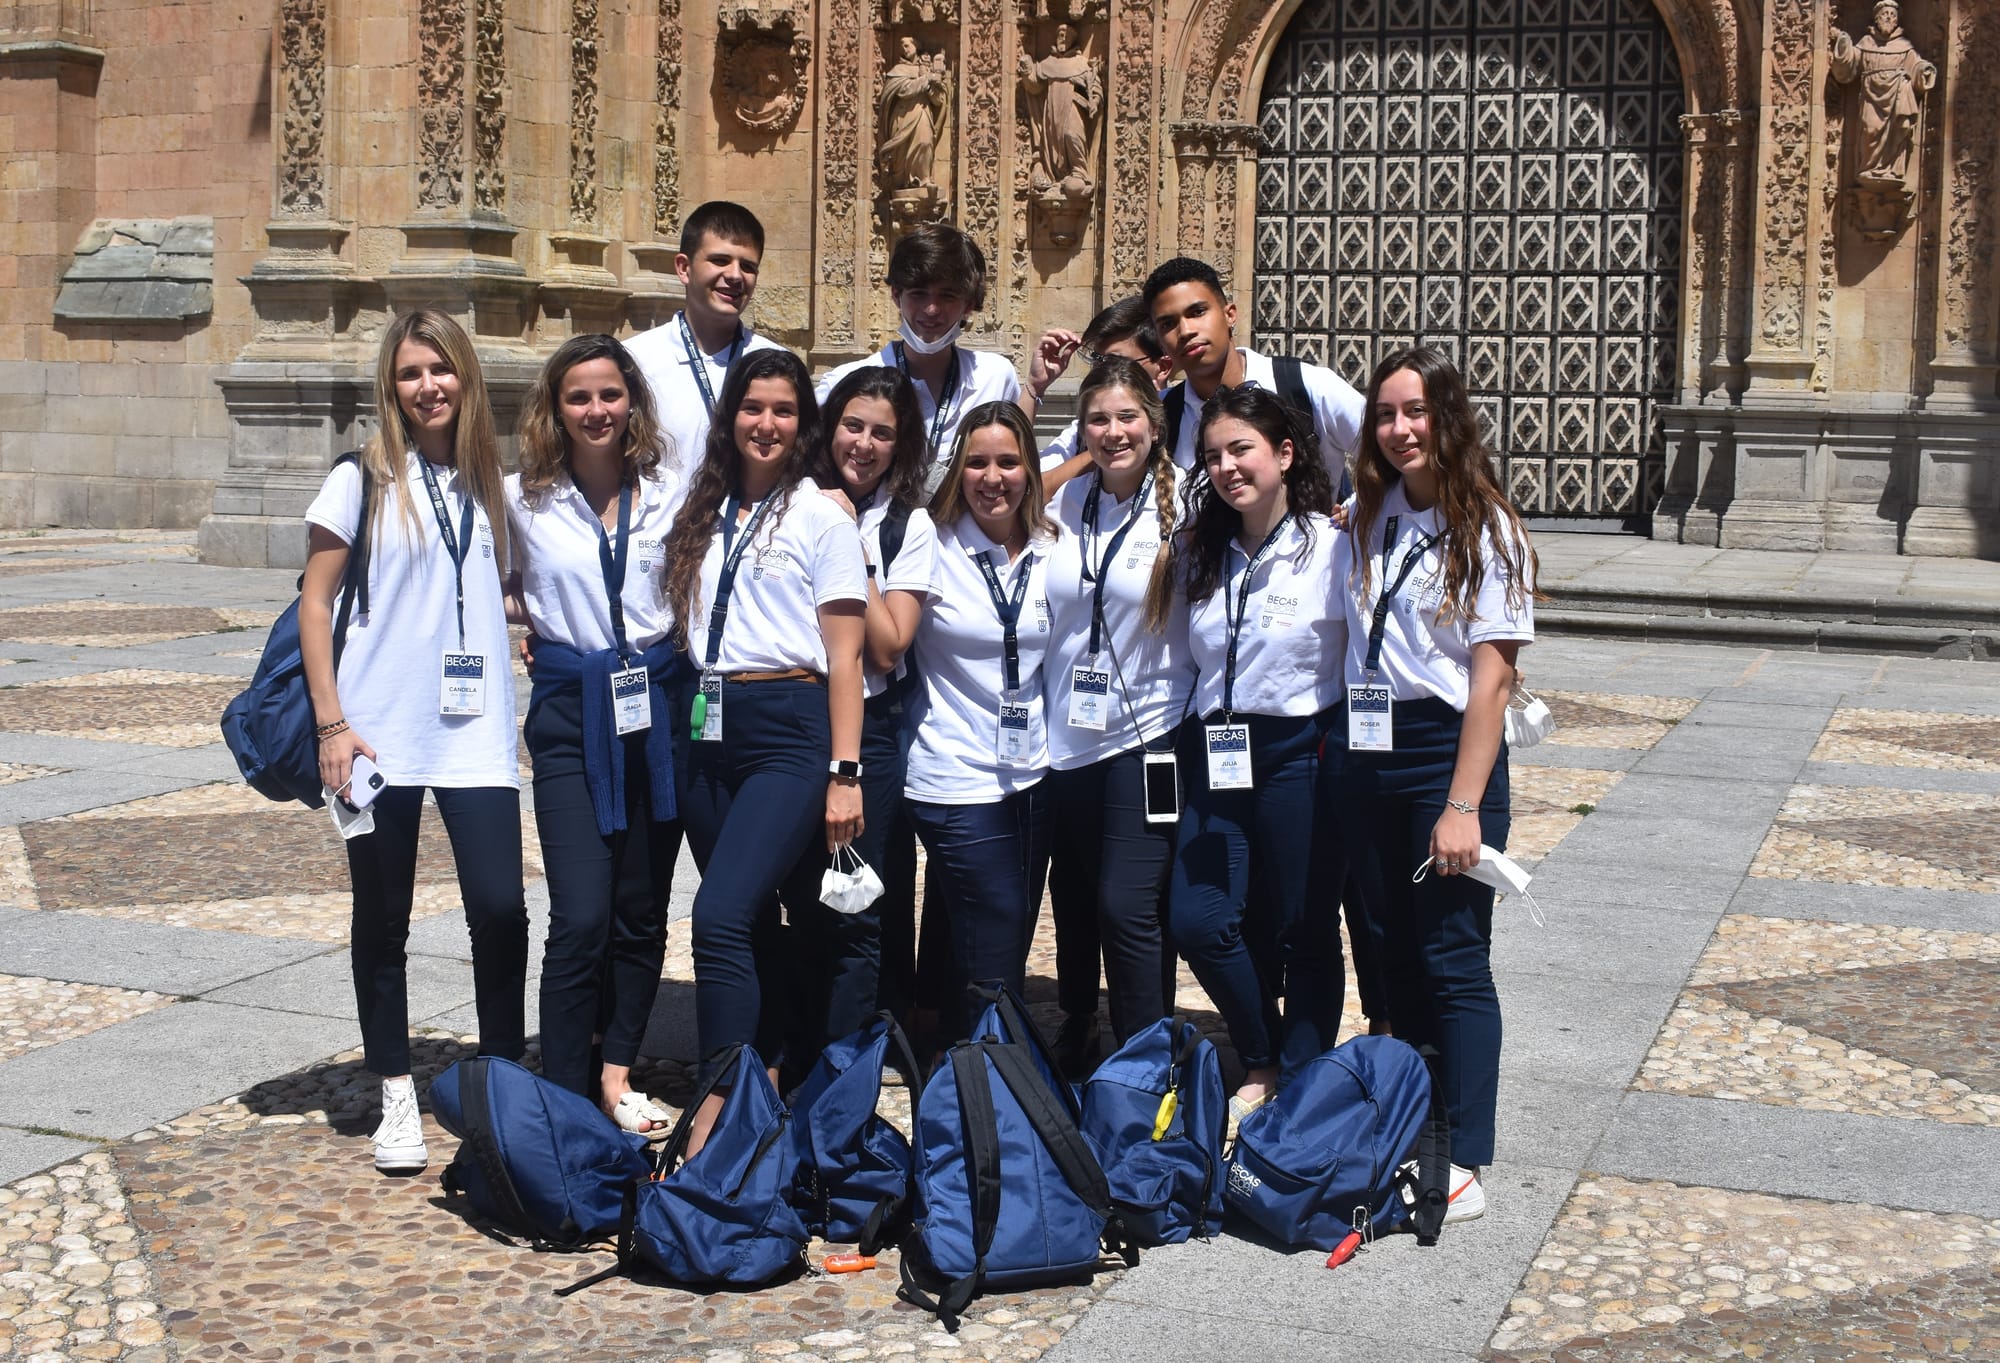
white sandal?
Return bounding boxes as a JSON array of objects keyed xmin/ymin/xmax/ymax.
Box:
[{"xmin": 609, "ymin": 1090, "xmax": 673, "ymax": 1141}]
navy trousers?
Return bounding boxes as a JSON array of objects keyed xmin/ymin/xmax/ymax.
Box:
[
  {"xmin": 1045, "ymin": 748, "xmax": 1177, "ymax": 1044},
  {"xmin": 346, "ymin": 784, "xmax": 528, "ymax": 1076},
  {"xmin": 1323, "ymin": 696, "xmax": 1509, "ymax": 1166},
  {"xmin": 906, "ymin": 783, "xmax": 1051, "ymax": 1044},
  {"xmin": 526, "ymin": 685, "xmax": 681, "ymax": 1098},
  {"xmin": 1167, "ymin": 710, "xmax": 1344, "ymax": 1079},
  {"xmin": 679, "ymin": 678, "xmax": 830, "ymax": 1082}
]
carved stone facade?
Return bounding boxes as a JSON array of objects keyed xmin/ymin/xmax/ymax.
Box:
[{"xmin": 0, "ymin": 0, "xmax": 1992, "ymax": 560}]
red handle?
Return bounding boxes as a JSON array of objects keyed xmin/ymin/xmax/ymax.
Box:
[
  {"xmin": 823, "ymin": 1253, "xmax": 877, "ymax": 1274},
  {"xmin": 1324, "ymin": 1229, "xmax": 1363, "ymax": 1269}
]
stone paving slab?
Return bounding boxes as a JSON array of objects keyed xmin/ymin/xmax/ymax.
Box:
[
  {"xmin": 0, "ymin": 1130, "xmax": 95, "ymax": 1188},
  {"xmin": 1727, "ymin": 879, "xmax": 2000, "ymax": 934},
  {"xmin": 0, "ymin": 903, "xmax": 326, "ymax": 996}
]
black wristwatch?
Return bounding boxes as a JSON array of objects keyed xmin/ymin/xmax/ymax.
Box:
[{"xmin": 828, "ymin": 759, "xmax": 863, "ymax": 780}]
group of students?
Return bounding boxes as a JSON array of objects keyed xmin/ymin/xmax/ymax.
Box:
[{"xmin": 298, "ymin": 200, "xmax": 1536, "ymax": 1225}]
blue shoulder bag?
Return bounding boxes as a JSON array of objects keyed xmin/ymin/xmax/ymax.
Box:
[
  {"xmin": 787, "ymin": 1011, "xmax": 923, "ymax": 1250},
  {"xmin": 1080, "ymin": 1017, "xmax": 1226, "ymax": 1245}
]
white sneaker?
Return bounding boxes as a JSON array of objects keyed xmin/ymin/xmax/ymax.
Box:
[
  {"xmin": 372, "ymin": 1078, "xmax": 428, "ymax": 1174},
  {"xmin": 1443, "ymin": 1164, "xmax": 1485, "ymax": 1223}
]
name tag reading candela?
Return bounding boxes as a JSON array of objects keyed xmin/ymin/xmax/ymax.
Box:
[{"xmin": 439, "ymin": 651, "xmax": 486, "ymax": 717}]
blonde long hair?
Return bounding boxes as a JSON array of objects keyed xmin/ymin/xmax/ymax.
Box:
[{"xmin": 363, "ymin": 309, "xmax": 509, "ymax": 573}]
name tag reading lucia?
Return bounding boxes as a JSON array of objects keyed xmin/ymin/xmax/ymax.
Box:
[
  {"xmin": 997, "ymin": 697, "xmax": 1033, "ymax": 766},
  {"xmin": 1347, "ymin": 683, "xmax": 1393, "ymax": 752},
  {"xmin": 1204, "ymin": 722, "xmax": 1252, "ymax": 790},
  {"xmin": 439, "ymin": 652, "xmax": 486, "ymax": 717},
  {"xmin": 1067, "ymin": 664, "xmax": 1110, "ymax": 731},
  {"xmin": 611, "ymin": 666, "xmax": 650, "ymax": 736}
]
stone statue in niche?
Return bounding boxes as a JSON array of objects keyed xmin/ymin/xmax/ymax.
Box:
[
  {"xmin": 1017, "ymin": 23, "xmax": 1100, "ymax": 205},
  {"xmin": 879, "ymin": 36, "xmax": 949, "ymax": 193},
  {"xmin": 1829, "ymin": 0, "xmax": 1936, "ymax": 240},
  {"xmin": 717, "ymin": 4, "xmax": 814, "ymax": 132}
]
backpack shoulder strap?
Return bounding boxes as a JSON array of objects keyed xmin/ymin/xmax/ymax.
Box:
[
  {"xmin": 879, "ymin": 501, "xmax": 914, "ymax": 574},
  {"xmin": 444, "ymin": 1058, "xmax": 541, "ymax": 1242},
  {"xmin": 987, "ymin": 1042, "xmax": 1112, "ymax": 1219},
  {"xmin": 1404, "ymin": 1043, "xmax": 1453, "ymax": 1246},
  {"xmin": 900, "ymin": 1044, "xmax": 1003, "ymax": 1327},
  {"xmin": 1162, "ymin": 383, "xmax": 1188, "ymax": 463},
  {"xmin": 329, "ymin": 450, "xmax": 372, "ymax": 664},
  {"xmin": 1272, "ymin": 355, "xmax": 1309, "ymax": 419},
  {"xmin": 655, "ymin": 1044, "xmax": 745, "ymax": 1179},
  {"xmin": 556, "ymin": 1181, "xmax": 639, "ymax": 1297}
]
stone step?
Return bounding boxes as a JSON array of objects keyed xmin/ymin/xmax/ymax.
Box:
[{"xmin": 1537, "ymin": 605, "xmax": 2000, "ymax": 660}]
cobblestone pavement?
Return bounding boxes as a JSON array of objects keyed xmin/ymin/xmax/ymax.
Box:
[{"xmin": 1, "ymin": 532, "xmax": 1999, "ymax": 1363}]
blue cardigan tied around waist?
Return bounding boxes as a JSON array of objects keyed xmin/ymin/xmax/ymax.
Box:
[{"xmin": 529, "ymin": 636, "xmax": 680, "ymax": 837}]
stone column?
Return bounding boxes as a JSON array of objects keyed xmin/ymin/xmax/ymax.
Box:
[
  {"xmin": 1100, "ymin": 0, "xmax": 1157, "ymax": 298},
  {"xmin": 807, "ymin": 0, "xmax": 868, "ymax": 366},
  {"xmin": 540, "ymin": 0, "xmax": 628, "ymax": 338}
]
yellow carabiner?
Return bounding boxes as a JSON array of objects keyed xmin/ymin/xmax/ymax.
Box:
[{"xmin": 1151, "ymin": 1089, "xmax": 1179, "ymax": 1141}]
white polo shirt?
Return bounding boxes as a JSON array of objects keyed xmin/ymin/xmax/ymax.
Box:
[
  {"xmin": 817, "ymin": 344, "xmax": 1022, "ymax": 466},
  {"xmin": 505, "ymin": 469, "xmax": 679, "ymax": 653},
  {"xmin": 905, "ymin": 515, "xmax": 1055, "ymax": 803},
  {"xmin": 305, "ymin": 453, "xmax": 519, "ymax": 789},
  {"xmin": 684, "ymin": 485, "xmax": 868, "ymax": 675},
  {"xmin": 624, "ymin": 314, "xmax": 788, "ymax": 472},
  {"xmin": 1042, "ymin": 470, "xmax": 1195, "ymax": 770},
  {"xmin": 1186, "ymin": 511, "xmax": 1348, "ymax": 720},
  {"xmin": 852, "ymin": 492, "xmax": 942, "ymax": 701},
  {"xmin": 1334, "ymin": 483, "xmax": 1536, "ymax": 712},
  {"xmin": 1168, "ymin": 347, "xmax": 1365, "ymax": 475}
]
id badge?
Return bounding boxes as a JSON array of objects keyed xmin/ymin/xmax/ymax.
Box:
[
  {"xmin": 1204, "ymin": 722, "xmax": 1253, "ymax": 791},
  {"xmin": 611, "ymin": 666, "xmax": 651, "ymax": 736},
  {"xmin": 1347, "ymin": 682, "xmax": 1393, "ymax": 752},
  {"xmin": 1067, "ymin": 663, "xmax": 1110, "ymax": 731},
  {"xmin": 997, "ymin": 695, "xmax": 1033, "ymax": 767},
  {"xmin": 440, "ymin": 651, "xmax": 486, "ymax": 716},
  {"xmin": 696, "ymin": 671, "xmax": 723, "ymax": 742}
]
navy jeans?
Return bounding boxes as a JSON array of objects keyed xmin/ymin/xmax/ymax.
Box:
[
  {"xmin": 345, "ymin": 784, "xmax": 528, "ymax": 1076},
  {"xmin": 906, "ymin": 783, "xmax": 1051, "ymax": 1044},
  {"xmin": 679, "ymin": 678, "xmax": 829, "ymax": 1081},
  {"xmin": 857, "ymin": 692, "xmax": 920, "ymax": 1022},
  {"xmin": 1323, "ymin": 696, "xmax": 1509, "ymax": 1166},
  {"xmin": 1167, "ymin": 710, "xmax": 1344, "ymax": 1079},
  {"xmin": 526, "ymin": 686, "xmax": 682, "ymax": 1097},
  {"xmin": 1045, "ymin": 748, "xmax": 1177, "ymax": 1044}
]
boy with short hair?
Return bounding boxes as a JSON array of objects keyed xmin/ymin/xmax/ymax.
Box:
[
  {"xmin": 816, "ymin": 224, "xmax": 1022, "ymax": 475},
  {"xmin": 1028, "ymin": 295, "xmax": 1177, "ymax": 496},
  {"xmin": 1142, "ymin": 257, "xmax": 1364, "ymax": 484},
  {"xmin": 626, "ymin": 201, "xmax": 788, "ymax": 471}
]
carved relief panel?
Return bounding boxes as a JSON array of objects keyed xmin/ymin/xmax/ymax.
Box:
[{"xmin": 718, "ymin": 1, "xmax": 814, "ymax": 134}]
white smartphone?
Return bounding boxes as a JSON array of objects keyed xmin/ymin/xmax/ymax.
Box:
[{"xmin": 342, "ymin": 754, "xmax": 386, "ymax": 811}]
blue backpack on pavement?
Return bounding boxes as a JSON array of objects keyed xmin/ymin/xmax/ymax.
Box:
[
  {"xmin": 900, "ymin": 985, "xmax": 1137, "ymax": 1329},
  {"xmin": 567, "ymin": 1044, "xmax": 809, "ymax": 1294},
  {"xmin": 219, "ymin": 451, "xmax": 369, "ymax": 810},
  {"xmin": 787, "ymin": 1011, "xmax": 922, "ymax": 1251},
  {"xmin": 1223, "ymin": 1035, "xmax": 1435, "ymax": 1251},
  {"xmin": 1080, "ymin": 1018, "xmax": 1226, "ymax": 1245},
  {"xmin": 431, "ymin": 1055, "xmax": 652, "ymax": 1251}
]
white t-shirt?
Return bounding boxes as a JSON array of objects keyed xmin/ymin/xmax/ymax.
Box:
[
  {"xmin": 505, "ymin": 469, "xmax": 679, "ymax": 653},
  {"xmin": 817, "ymin": 344, "xmax": 1022, "ymax": 466},
  {"xmin": 1042, "ymin": 470, "xmax": 1195, "ymax": 770},
  {"xmin": 1168, "ymin": 347, "xmax": 1365, "ymax": 475},
  {"xmin": 1185, "ymin": 512, "xmax": 1348, "ymax": 720},
  {"xmin": 304, "ymin": 453, "xmax": 519, "ymax": 789},
  {"xmin": 1039, "ymin": 418, "xmax": 1082, "ymax": 474},
  {"xmin": 625, "ymin": 314, "xmax": 788, "ymax": 474},
  {"xmin": 684, "ymin": 485, "xmax": 868, "ymax": 675},
  {"xmin": 1333, "ymin": 483, "xmax": 1536, "ymax": 711},
  {"xmin": 905, "ymin": 516, "xmax": 1055, "ymax": 803},
  {"xmin": 853, "ymin": 492, "xmax": 942, "ymax": 701}
]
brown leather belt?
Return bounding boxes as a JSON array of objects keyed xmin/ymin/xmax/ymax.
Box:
[{"xmin": 724, "ymin": 668, "xmax": 824, "ymax": 684}]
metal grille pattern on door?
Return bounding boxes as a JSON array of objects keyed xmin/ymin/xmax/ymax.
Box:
[{"xmin": 1252, "ymin": 0, "xmax": 1684, "ymax": 518}]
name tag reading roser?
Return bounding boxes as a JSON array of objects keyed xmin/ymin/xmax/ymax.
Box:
[
  {"xmin": 1347, "ymin": 683, "xmax": 1393, "ymax": 752},
  {"xmin": 439, "ymin": 651, "xmax": 486, "ymax": 717}
]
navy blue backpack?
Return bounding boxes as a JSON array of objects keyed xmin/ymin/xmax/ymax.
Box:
[
  {"xmin": 220, "ymin": 451, "xmax": 370, "ymax": 809},
  {"xmin": 431, "ymin": 1056, "xmax": 653, "ymax": 1250},
  {"xmin": 1080, "ymin": 1018, "xmax": 1227, "ymax": 1245},
  {"xmin": 788, "ymin": 1011, "xmax": 922, "ymax": 1251},
  {"xmin": 900, "ymin": 987, "xmax": 1137, "ymax": 1328},
  {"xmin": 1222, "ymin": 1035, "xmax": 1440, "ymax": 1251},
  {"xmin": 568, "ymin": 1044, "xmax": 809, "ymax": 1293}
]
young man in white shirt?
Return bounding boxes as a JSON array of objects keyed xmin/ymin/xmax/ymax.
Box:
[
  {"xmin": 625, "ymin": 201, "xmax": 788, "ymax": 475},
  {"xmin": 1143, "ymin": 257, "xmax": 1366, "ymax": 492},
  {"xmin": 816, "ymin": 224, "xmax": 1022, "ymax": 483}
]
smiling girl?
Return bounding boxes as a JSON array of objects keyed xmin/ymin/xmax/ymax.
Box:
[
  {"xmin": 506, "ymin": 333, "xmax": 683, "ymax": 1138},
  {"xmin": 1166, "ymin": 386, "xmax": 1347, "ymax": 1138},
  {"xmin": 1324, "ymin": 347, "xmax": 1538, "ymax": 1224},
  {"xmin": 904, "ymin": 401, "xmax": 1058, "ymax": 1044},
  {"xmin": 662, "ymin": 348, "xmax": 867, "ymax": 1154},
  {"xmin": 300, "ymin": 309, "xmax": 526, "ymax": 1175}
]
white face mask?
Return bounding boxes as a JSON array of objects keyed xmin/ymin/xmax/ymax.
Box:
[
  {"xmin": 821, "ymin": 845, "xmax": 886, "ymax": 914},
  {"xmin": 898, "ymin": 317, "xmax": 962, "ymax": 356},
  {"xmin": 1413, "ymin": 845, "xmax": 1546, "ymax": 927},
  {"xmin": 1504, "ymin": 686, "xmax": 1556, "ymax": 750}
]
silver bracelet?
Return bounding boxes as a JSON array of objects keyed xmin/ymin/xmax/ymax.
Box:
[{"xmin": 1444, "ymin": 797, "xmax": 1476, "ymax": 815}]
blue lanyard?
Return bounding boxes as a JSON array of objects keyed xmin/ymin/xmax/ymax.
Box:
[
  {"xmin": 1220, "ymin": 513, "xmax": 1292, "ymax": 718},
  {"xmin": 1080, "ymin": 471, "xmax": 1152, "ymax": 657},
  {"xmin": 893, "ymin": 342, "xmax": 962, "ymax": 457},
  {"xmin": 703, "ymin": 492, "xmax": 776, "ymax": 670},
  {"xmin": 680, "ymin": 312, "xmax": 743, "ymax": 416},
  {"xmin": 592, "ymin": 482, "xmax": 634, "ymax": 664},
  {"xmin": 973, "ymin": 546, "xmax": 1033, "ymax": 694},
  {"xmin": 1365, "ymin": 514, "xmax": 1441, "ymax": 675},
  {"xmin": 416, "ymin": 456, "xmax": 477, "ymax": 649}
]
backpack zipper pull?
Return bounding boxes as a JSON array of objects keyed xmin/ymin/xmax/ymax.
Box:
[{"xmin": 1151, "ymin": 1089, "xmax": 1178, "ymax": 1141}]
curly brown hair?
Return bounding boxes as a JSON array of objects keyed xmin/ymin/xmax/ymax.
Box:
[{"xmin": 516, "ymin": 334, "xmax": 667, "ymax": 511}]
